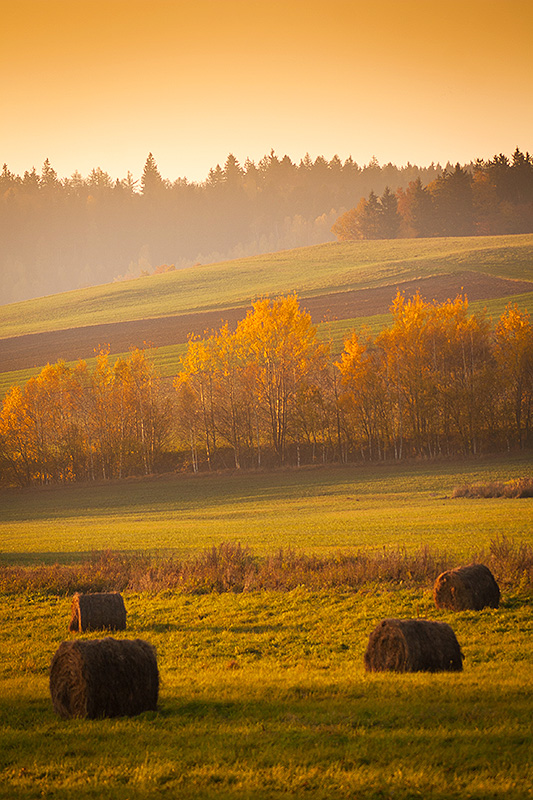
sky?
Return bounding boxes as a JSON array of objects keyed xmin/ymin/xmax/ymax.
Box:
[{"xmin": 2, "ymin": 0, "xmax": 532, "ymax": 184}]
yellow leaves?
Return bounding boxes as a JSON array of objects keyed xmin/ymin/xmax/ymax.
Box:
[
  {"xmin": 495, "ymin": 303, "xmax": 532, "ymax": 345},
  {"xmin": 338, "ymin": 291, "xmax": 507, "ymax": 456},
  {"xmin": 174, "ymin": 294, "xmax": 330, "ymax": 461},
  {"xmin": 0, "ymin": 348, "xmax": 167, "ymax": 484},
  {"xmin": 493, "ymin": 303, "xmax": 533, "ymax": 396}
]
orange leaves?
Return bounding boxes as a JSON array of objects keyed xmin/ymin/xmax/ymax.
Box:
[
  {"xmin": 0, "ymin": 349, "xmax": 169, "ymax": 485},
  {"xmin": 174, "ymin": 295, "xmax": 330, "ymax": 464},
  {"xmin": 338, "ymin": 293, "xmax": 503, "ymax": 457}
]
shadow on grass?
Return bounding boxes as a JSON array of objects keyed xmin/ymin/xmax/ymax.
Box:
[{"xmin": 0, "ymin": 552, "xmax": 97, "ymax": 566}]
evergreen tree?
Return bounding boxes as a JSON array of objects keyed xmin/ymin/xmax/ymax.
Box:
[
  {"xmin": 380, "ymin": 186, "xmax": 401, "ymax": 238},
  {"xmin": 141, "ymin": 153, "xmax": 164, "ymax": 197},
  {"xmin": 356, "ymin": 190, "xmax": 382, "ymax": 239}
]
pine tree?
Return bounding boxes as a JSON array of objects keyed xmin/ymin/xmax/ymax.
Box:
[{"xmin": 141, "ymin": 153, "xmax": 164, "ymax": 197}]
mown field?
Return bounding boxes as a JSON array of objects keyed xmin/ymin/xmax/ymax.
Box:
[
  {"xmin": 2, "ymin": 588, "xmax": 532, "ymax": 799},
  {"xmin": 1, "ymin": 456, "xmax": 532, "ymax": 799}
]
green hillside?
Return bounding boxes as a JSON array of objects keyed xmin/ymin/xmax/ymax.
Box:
[{"xmin": 1, "ymin": 233, "xmax": 533, "ymax": 339}]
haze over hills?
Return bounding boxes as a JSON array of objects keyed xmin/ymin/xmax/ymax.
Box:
[{"xmin": 1, "ymin": 146, "xmax": 532, "ymax": 307}]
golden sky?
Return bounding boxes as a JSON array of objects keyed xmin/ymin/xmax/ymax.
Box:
[{"xmin": 2, "ymin": 0, "xmax": 532, "ymax": 182}]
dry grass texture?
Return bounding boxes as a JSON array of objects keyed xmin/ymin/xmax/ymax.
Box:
[
  {"xmin": 364, "ymin": 618, "xmax": 464, "ymax": 673},
  {"xmin": 2, "ymin": 539, "xmax": 532, "ymax": 596},
  {"xmin": 69, "ymin": 592, "xmax": 127, "ymax": 632},
  {"xmin": 49, "ymin": 637, "xmax": 159, "ymax": 719},
  {"xmin": 433, "ymin": 564, "xmax": 500, "ymax": 611},
  {"xmin": 452, "ymin": 478, "xmax": 533, "ymax": 498}
]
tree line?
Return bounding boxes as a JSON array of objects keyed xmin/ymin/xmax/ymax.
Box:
[
  {"xmin": 332, "ymin": 149, "xmax": 533, "ymax": 241},
  {"xmin": 1, "ymin": 295, "xmax": 531, "ymax": 486},
  {"xmin": 0, "ymin": 151, "xmax": 447, "ymax": 305},
  {"xmin": 2, "ymin": 148, "xmax": 531, "ymax": 307}
]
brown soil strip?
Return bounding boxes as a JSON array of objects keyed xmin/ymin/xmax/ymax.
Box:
[{"xmin": 1, "ymin": 271, "xmax": 531, "ymax": 373}]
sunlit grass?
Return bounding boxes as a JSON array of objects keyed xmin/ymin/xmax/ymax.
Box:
[
  {"xmin": 1, "ymin": 233, "xmax": 532, "ymax": 339},
  {"xmin": 0, "ymin": 589, "xmax": 531, "ymax": 799},
  {"xmin": 1, "ymin": 457, "xmax": 532, "ymax": 798},
  {"xmin": 1, "ymin": 455, "xmax": 531, "ymax": 564}
]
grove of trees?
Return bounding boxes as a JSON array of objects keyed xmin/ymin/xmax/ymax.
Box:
[
  {"xmin": 332, "ymin": 149, "xmax": 533, "ymax": 241},
  {"xmin": 1, "ymin": 295, "xmax": 532, "ymax": 486}
]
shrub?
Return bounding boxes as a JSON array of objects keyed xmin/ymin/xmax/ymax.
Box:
[
  {"xmin": 1, "ymin": 539, "xmax": 531, "ymax": 597},
  {"xmin": 452, "ymin": 478, "xmax": 533, "ymax": 498}
]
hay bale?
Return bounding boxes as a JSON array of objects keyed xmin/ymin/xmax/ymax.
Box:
[
  {"xmin": 69, "ymin": 592, "xmax": 127, "ymax": 632},
  {"xmin": 49, "ymin": 637, "xmax": 159, "ymax": 719},
  {"xmin": 433, "ymin": 564, "xmax": 500, "ymax": 611},
  {"xmin": 364, "ymin": 618, "xmax": 463, "ymax": 673}
]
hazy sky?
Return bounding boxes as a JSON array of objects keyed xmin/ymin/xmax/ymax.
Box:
[{"xmin": 2, "ymin": 0, "xmax": 531, "ymax": 184}]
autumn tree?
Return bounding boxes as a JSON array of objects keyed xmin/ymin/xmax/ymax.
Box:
[
  {"xmin": 174, "ymin": 295, "xmax": 330, "ymax": 467},
  {"xmin": 337, "ymin": 293, "xmax": 499, "ymax": 459},
  {"xmin": 331, "ymin": 207, "xmax": 359, "ymax": 241},
  {"xmin": 236, "ymin": 295, "xmax": 329, "ymax": 462},
  {"xmin": 337, "ymin": 329, "xmax": 390, "ymax": 459},
  {"xmin": 493, "ymin": 304, "xmax": 533, "ymax": 448},
  {"xmin": 0, "ymin": 350, "xmax": 170, "ymax": 485},
  {"xmin": 174, "ymin": 335, "xmax": 219, "ymax": 470}
]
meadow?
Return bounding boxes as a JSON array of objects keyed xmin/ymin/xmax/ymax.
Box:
[
  {"xmin": 1, "ymin": 233, "xmax": 532, "ymax": 339},
  {"xmin": 1, "ymin": 233, "xmax": 533, "ymax": 798},
  {"xmin": 1, "ymin": 454, "xmax": 532, "ymax": 563},
  {"xmin": 1, "ymin": 456, "xmax": 532, "ymax": 798}
]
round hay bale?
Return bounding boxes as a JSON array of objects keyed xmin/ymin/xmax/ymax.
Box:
[
  {"xmin": 433, "ymin": 564, "xmax": 500, "ymax": 611},
  {"xmin": 364, "ymin": 618, "xmax": 463, "ymax": 673},
  {"xmin": 49, "ymin": 637, "xmax": 159, "ymax": 719},
  {"xmin": 69, "ymin": 592, "xmax": 127, "ymax": 632}
]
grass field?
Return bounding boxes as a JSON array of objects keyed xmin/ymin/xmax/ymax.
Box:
[
  {"xmin": 1, "ymin": 232, "xmax": 533, "ymax": 798},
  {"xmin": 1, "ymin": 457, "xmax": 533, "ymax": 798},
  {"xmin": 1, "ymin": 583, "xmax": 532, "ymax": 797},
  {"xmin": 1, "ymin": 455, "xmax": 532, "ymax": 564},
  {"xmin": 1, "ymin": 233, "xmax": 532, "ymax": 339}
]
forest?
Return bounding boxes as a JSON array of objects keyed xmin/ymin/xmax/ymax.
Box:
[
  {"xmin": 1, "ymin": 294, "xmax": 531, "ymax": 486},
  {"xmin": 332, "ymin": 149, "xmax": 533, "ymax": 241},
  {"xmin": 3, "ymin": 148, "xmax": 530, "ymax": 306}
]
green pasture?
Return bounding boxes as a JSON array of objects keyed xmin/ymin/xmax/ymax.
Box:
[
  {"xmin": 1, "ymin": 455, "xmax": 531, "ymax": 565},
  {"xmin": 1, "ymin": 587, "xmax": 532, "ymax": 799},
  {"xmin": 1, "ymin": 233, "xmax": 532, "ymax": 339},
  {"xmin": 1, "ymin": 457, "xmax": 532, "ymax": 798}
]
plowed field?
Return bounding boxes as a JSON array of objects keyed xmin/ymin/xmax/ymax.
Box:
[{"xmin": 1, "ymin": 271, "xmax": 531, "ymax": 372}]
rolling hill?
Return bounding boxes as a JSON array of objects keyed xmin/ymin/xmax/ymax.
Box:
[{"xmin": 1, "ymin": 233, "xmax": 532, "ymax": 391}]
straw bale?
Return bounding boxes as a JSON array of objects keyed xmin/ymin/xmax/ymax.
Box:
[
  {"xmin": 433, "ymin": 564, "xmax": 500, "ymax": 611},
  {"xmin": 364, "ymin": 618, "xmax": 463, "ymax": 673},
  {"xmin": 49, "ymin": 637, "xmax": 159, "ymax": 719},
  {"xmin": 69, "ymin": 592, "xmax": 127, "ymax": 632}
]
